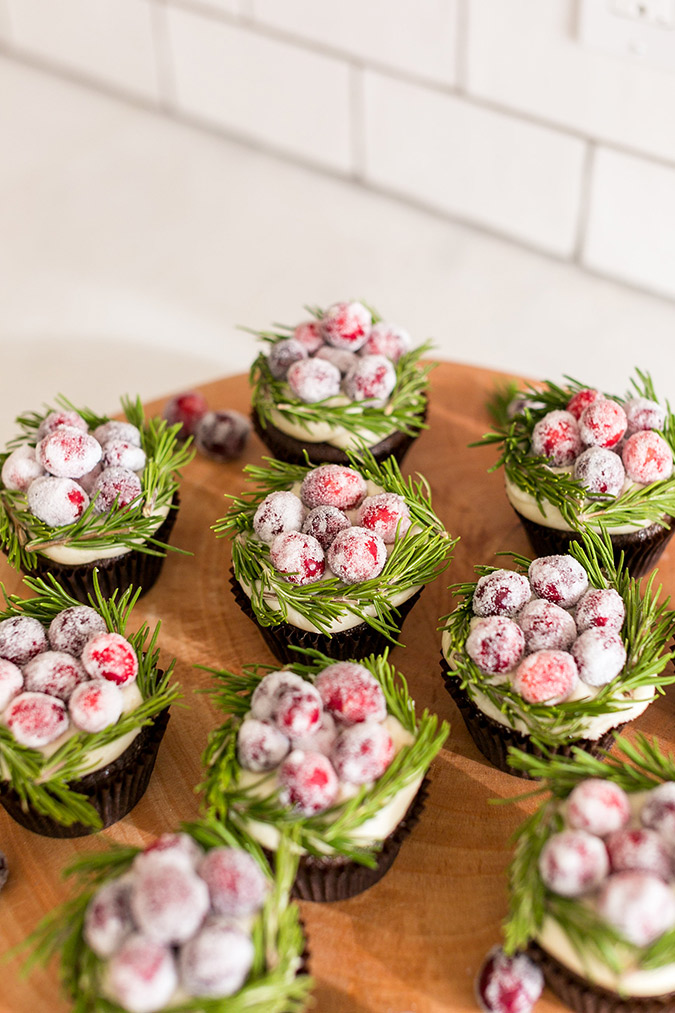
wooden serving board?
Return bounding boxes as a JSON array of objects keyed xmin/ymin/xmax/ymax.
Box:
[{"xmin": 2, "ymin": 362, "xmax": 674, "ymax": 1013}]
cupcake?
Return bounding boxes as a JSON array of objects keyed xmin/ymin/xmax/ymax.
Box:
[
  {"xmin": 479, "ymin": 372, "xmax": 675, "ymax": 576},
  {"xmin": 0, "ymin": 572, "xmax": 179, "ymax": 836},
  {"xmin": 248, "ymin": 300, "xmax": 432, "ymax": 466},
  {"xmin": 26, "ymin": 819, "xmax": 312, "ymax": 1012},
  {"xmin": 217, "ymin": 450, "xmax": 455, "ymax": 663},
  {"xmin": 440, "ymin": 529, "xmax": 675, "ymax": 778},
  {"xmin": 0, "ymin": 396, "xmax": 193, "ymax": 602},
  {"xmin": 201, "ymin": 649, "xmax": 449, "ymax": 902}
]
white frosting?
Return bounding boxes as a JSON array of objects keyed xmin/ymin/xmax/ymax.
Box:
[
  {"xmin": 505, "ymin": 471, "xmax": 650, "ymax": 535},
  {"xmin": 268, "ymin": 396, "xmax": 397, "ymax": 451},
  {"xmin": 36, "ymin": 504, "xmax": 171, "ymax": 565}
]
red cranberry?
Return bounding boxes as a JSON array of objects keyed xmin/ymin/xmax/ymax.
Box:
[
  {"xmin": 301, "ymin": 504, "xmax": 351, "ymax": 549},
  {"xmin": 606, "ymin": 827, "xmax": 672, "ymax": 880},
  {"xmin": 90, "ymin": 467, "xmax": 141, "ymax": 514},
  {"xmin": 512, "ymin": 649, "xmax": 578, "ymax": 704},
  {"xmin": 84, "ymin": 878, "xmax": 134, "ymax": 958},
  {"xmin": 179, "ymin": 922, "xmax": 254, "ymax": 999},
  {"xmin": 625, "ymin": 397, "xmax": 666, "ymax": 434},
  {"xmin": 622, "ymin": 430, "xmax": 673, "ymax": 484},
  {"xmin": 357, "ymin": 492, "xmax": 411, "ymax": 544},
  {"xmin": 321, "ymin": 301, "xmax": 372, "ymax": 350},
  {"xmin": 101, "ymin": 440, "xmax": 146, "ymax": 472},
  {"xmin": 0, "ymin": 615, "xmax": 47, "ymax": 666},
  {"xmin": 466, "ymin": 617, "xmax": 525, "ymax": 674},
  {"xmin": 475, "ymin": 946, "xmax": 544, "ymax": 1013},
  {"xmin": 641, "ymin": 783, "xmax": 675, "ymax": 839},
  {"xmin": 69, "ymin": 679, "xmax": 123, "ymax": 733},
  {"xmin": 278, "ymin": 749, "xmax": 339, "ymax": 814},
  {"xmin": 5, "ymin": 691, "xmax": 69, "ymax": 747},
  {"xmin": 269, "ymin": 530, "xmax": 325, "ymax": 585},
  {"xmin": 360, "ymin": 322, "xmax": 410, "ymax": 363},
  {"xmin": 327, "ymin": 526, "xmax": 387, "ymax": 583},
  {"xmin": 293, "ymin": 319, "xmax": 324, "ymax": 354},
  {"xmin": 538, "ymin": 829, "xmax": 609, "ymax": 897},
  {"xmin": 36, "ymin": 427, "xmax": 102, "ymax": 479},
  {"xmin": 287, "ymin": 357, "xmax": 341, "ymax": 403},
  {"xmin": 273, "ymin": 683, "xmax": 323, "ymax": 740},
  {"xmin": 566, "ymin": 779, "xmax": 631, "ymax": 837},
  {"xmin": 48, "ymin": 605, "xmax": 107, "ymax": 656},
  {"xmin": 81, "ymin": 632, "xmax": 139, "ymax": 686},
  {"xmin": 574, "ymin": 446, "xmax": 625, "ymax": 498},
  {"xmin": 237, "ymin": 717, "xmax": 290, "ymax": 771},
  {"xmin": 572, "ymin": 628, "xmax": 626, "ymax": 687},
  {"xmin": 472, "ymin": 569, "xmax": 531, "ymax": 618},
  {"xmin": 575, "ymin": 588, "xmax": 625, "ymax": 632},
  {"xmin": 78, "ymin": 463, "xmax": 102, "ymax": 496},
  {"xmin": 267, "ymin": 338, "xmax": 307, "ymax": 379},
  {"xmin": 579, "ymin": 399, "xmax": 627, "ymax": 449},
  {"xmin": 528, "ymin": 555, "xmax": 588, "ymax": 608},
  {"xmin": 315, "ymin": 661, "xmax": 387, "ymax": 724},
  {"xmin": 253, "ymin": 491, "xmax": 304, "ymax": 543},
  {"xmin": 0, "ymin": 658, "xmax": 23, "ymax": 711},
  {"xmin": 1, "ymin": 446, "xmax": 44, "ymax": 492},
  {"xmin": 23, "ymin": 651, "xmax": 87, "ymax": 701},
  {"xmin": 531, "ymin": 410, "xmax": 581, "ymax": 466},
  {"xmin": 27, "ymin": 475, "xmax": 89, "ymax": 525},
  {"xmin": 93, "ymin": 421, "xmax": 142, "ymax": 448},
  {"xmin": 332, "ymin": 721, "xmax": 394, "ymax": 784},
  {"xmin": 517, "ymin": 599, "xmax": 576, "ymax": 653},
  {"xmin": 195, "ymin": 410, "xmax": 251, "ymax": 461},
  {"xmin": 37, "ymin": 410, "xmax": 88, "ymax": 439},
  {"xmin": 566, "ymin": 388, "xmax": 601, "ymax": 420},
  {"xmin": 291, "ymin": 711, "xmax": 338, "ymax": 755},
  {"xmin": 314, "ymin": 345, "xmax": 358, "ymax": 375},
  {"xmin": 107, "ymin": 934, "xmax": 177, "ymax": 1012},
  {"xmin": 135, "ymin": 833, "xmax": 204, "ymax": 873},
  {"xmin": 131, "ymin": 863, "xmax": 209, "ymax": 945},
  {"xmin": 163, "ymin": 390, "xmax": 208, "ymax": 440},
  {"xmin": 250, "ymin": 670, "xmax": 306, "ymax": 721},
  {"xmin": 199, "ymin": 846, "xmax": 269, "ymax": 916},
  {"xmin": 596, "ymin": 871, "xmax": 675, "ymax": 946},
  {"xmin": 343, "ymin": 354, "xmax": 397, "ymax": 403},
  {"xmin": 300, "ymin": 464, "xmax": 367, "ymax": 510}
]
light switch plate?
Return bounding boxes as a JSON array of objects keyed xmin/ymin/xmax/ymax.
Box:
[{"xmin": 579, "ymin": 0, "xmax": 675, "ymax": 70}]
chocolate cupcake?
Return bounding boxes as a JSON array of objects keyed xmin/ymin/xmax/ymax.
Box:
[
  {"xmin": 201, "ymin": 649, "xmax": 448, "ymax": 902},
  {"xmin": 439, "ymin": 529, "xmax": 675, "ymax": 778},
  {"xmin": 216, "ymin": 451, "xmax": 455, "ymax": 663},
  {"xmin": 479, "ymin": 372, "xmax": 675, "ymax": 577},
  {"xmin": 248, "ymin": 300, "xmax": 432, "ymax": 466},
  {"xmin": 0, "ymin": 396, "xmax": 193, "ymax": 602},
  {"xmin": 0, "ymin": 572, "xmax": 179, "ymax": 836}
]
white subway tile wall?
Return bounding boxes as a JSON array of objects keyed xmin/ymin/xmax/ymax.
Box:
[{"xmin": 2, "ymin": 0, "xmax": 675, "ymax": 299}]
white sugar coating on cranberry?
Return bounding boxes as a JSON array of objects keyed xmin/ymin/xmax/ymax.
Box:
[
  {"xmin": 357, "ymin": 492, "xmax": 411, "ymax": 544},
  {"xmin": 27, "ymin": 475, "xmax": 89, "ymax": 525},
  {"xmin": 269, "ymin": 530, "xmax": 325, "ymax": 585},
  {"xmin": 195, "ymin": 410, "xmax": 251, "ymax": 461},
  {"xmin": 35, "ymin": 427, "xmax": 102, "ymax": 479},
  {"xmin": 5, "ymin": 691, "xmax": 69, "ymax": 747},
  {"xmin": 273, "ymin": 682, "xmax": 323, "ymax": 740},
  {"xmin": 108, "ymin": 934, "xmax": 177, "ymax": 1013},
  {"xmin": 0, "ymin": 658, "xmax": 23, "ymax": 711},
  {"xmin": 579, "ymin": 398, "xmax": 627, "ymax": 449},
  {"xmin": 566, "ymin": 779, "xmax": 631, "ymax": 837},
  {"xmin": 321, "ymin": 300, "xmax": 372, "ymax": 350},
  {"xmin": 512, "ymin": 650, "xmax": 578, "ymax": 705},
  {"xmin": 135, "ymin": 833, "xmax": 205, "ymax": 874},
  {"xmin": 48, "ymin": 605, "xmax": 108, "ymax": 656},
  {"xmin": 327, "ymin": 526, "xmax": 387, "ymax": 584},
  {"xmin": 360, "ymin": 322, "xmax": 411, "ymax": 363},
  {"xmin": 301, "ymin": 504, "xmax": 351, "ymax": 549},
  {"xmin": 91, "ymin": 467, "xmax": 142, "ymax": 514},
  {"xmin": 622, "ymin": 430, "xmax": 674, "ymax": 484},
  {"xmin": 475, "ymin": 946, "xmax": 544, "ymax": 1013},
  {"xmin": 37, "ymin": 409, "xmax": 88, "ymax": 439},
  {"xmin": 23, "ymin": 651, "xmax": 87, "ymax": 701},
  {"xmin": 131, "ymin": 864, "xmax": 210, "ymax": 946},
  {"xmin": 572, "ymin": 628, "xmax": 626, "ymax": 687},
  {"xmin": 315, "ymin": 661, "xmax": 387, "ymax": 725},
  {"xmin": 78, "ymin": 463, "xmax": 102, "ymax": 495},
  {"xmin": 625, "ymin": 396, "xmax": 666, "ymax": 434},
  {"xmin": 573, "ymin": 446, "xmax": 626, "ymax": 498},
  {"xmin": 528, "ymin": 555, "xmax": 588, "ymax": 608},
  {"xmin": 162, "ymin": 391, "xmax": 208, "ymax": 440},
  {"xmin": 605, "ymin": 827, "xmax": 672, "ymax": 880},
  {"xmin": 596, "ymin": 871, "xmax": 675, "ymax": 946},
  {"xmin": 278, "ymin": 749, "xmax": 339, "ymax": 815},
  {"xmin": 538, "ymin": 829, "xmax": 609, "ymax": 897},
  {"xmin": 343, "ymin": 354, "xmax": 397, "ymax": 404},
  {"xmin": 101, "ymin": 440, "xmax": 146, "ymax": 472},
  {"xmin": 253, "ymin": 490, "xmax": 305, "ymax": 543},
  {"xmin": 198, "ymin": 846, "xmax": 269, "ymax": 917},
  {"xmin": 93, "ymin": 420, "xmax": 143, "ymax": 448},
  {"xmin": 472, "ymin": 570, "xmax": 531, "ymax": 618},
  {"xmin": 531, "ymin": 410, "xmax": 581, "ymax": 466},
  {"xmin": 81, "ymin": 632, "xmax": 139, "ymax": 686},
  {"xmin": 566, "ymin": 388, "xmax": 602, "ymax": 421},
  {"xmin": 0, "ymin": 615, "xmax": 47, "ymax": 665},
  {"xmin": 69, "ymin": 679, "xmax": 123, "ymax": 732},
  {"xmin": 300, "ymin": 464, "xmax": 367, "ymax": 510},
  {"xmin": 314, "ymin": 344, "xmax": 358, "ymax": 376},
  {"xmin": 1, "ymin": 446, "xmax": 45, "ymax": 492},
  {"xmin": 250, "ymin": 670, "xmax": 306, "ymax": 721},
  {"xmin": 466, "ymin": 617, "xmax": 525, "ymax": 675},
  {"xmin": 517, "ymin": 599, "xmax": 577, "ymax": 653},
  {"xmin": 84, "ymin": 878, "xmax": 135, "ymax": 958},
  {"xmin": 179, "ymin": 921, "xmax": 255, "ymax": 999},
  {"xmin": 237, "ymin": 717, "xmax": 290, "ymax": 771},
  {"xmin": 641, "ymin": 782, "xmax": 675, "ymax": 838},
  {"xmin": 292, "ymin": 711, "xmax": 338, "ymax": 755},
  {"xmin": 332, "ymin": 720, "xmax": 395, "ymax": 784},
  {"xmin": 268, "ymin": 337, "xmax": 308, "ymax": 379},
  {"xmin": 286, "ymin": 356, "xmax": 341, "ymax": 403},
  {"xmin": 575, "ymin": 588, "xmax": 625, "ymax": 633},
  {"xmin": 293, "ymin": 319, "xmax": 324, "ymax": 354}
]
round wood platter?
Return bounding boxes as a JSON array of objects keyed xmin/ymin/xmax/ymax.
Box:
[{"xmin": 2, "ymin": 362, "xmax": 674, "ymax": 1013}]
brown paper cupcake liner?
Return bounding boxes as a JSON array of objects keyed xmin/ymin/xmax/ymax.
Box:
[
  {"xmin": 528, "ymin": 942, "xmax": 674, "ymax": 1013},
  {"xmin": 230, "ymin": 570, "xmax": 423, "ymax": 664},
  {"xmin": 0, "ymin": 708, "xmax": 170, "ymax": 837}
]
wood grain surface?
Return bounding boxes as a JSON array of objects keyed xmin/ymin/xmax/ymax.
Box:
[{"xmin": 2, "ymin": 362, "xmax": 674, "ymax": 1013}]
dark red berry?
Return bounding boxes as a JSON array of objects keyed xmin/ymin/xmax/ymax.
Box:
[
  {"xmin": 195, "ymin": 410, "xmax": 250, "ymax": 461},
  {"xmin": 163, "ymin": 390, "xmax": 208, "ymax": 440}
]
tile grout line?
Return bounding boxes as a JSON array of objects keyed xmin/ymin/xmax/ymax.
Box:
[{"xmin": 572, "ymin": 141, "xmax": 596, "ymax": 266}]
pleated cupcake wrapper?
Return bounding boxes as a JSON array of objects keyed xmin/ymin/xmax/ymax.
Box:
[
  {"xmin": 513, "ymin": 508, "xmax": 674, "ymax": 580},
  {"xmin": 528, "ymin": 943, "xmax": 674, "ymax": 1013},
  {"xmin": 439, "ymin": 655, "xmax": 623, "ymax": 779},
  {"xmin": 0, "ymin": 708, "xmax": 170, "ymax": 838},
  {"xmin": 230, "ymin": 571, "xmax": 422, "ymax": 664}
]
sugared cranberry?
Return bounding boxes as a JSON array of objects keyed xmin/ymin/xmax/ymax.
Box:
[
  {"xmin": 343, "ymin": 355, "xmax": 397, "ymax": 404},
  {"xmin": 0, "ymin": 658, "xmax": 23, "ymax": 711},
  {"xmin": 606, "ymin": 827, "xmax": 672, "ymax": 880},
  {"xmin": 507, "ymin": 396, "xmax": 541, "ymax": 419},
  {"xmin": 466, "ymin": 617, "xmax": 525, "ymax": 674},
  {"xmin": 27, "ymin": 475, "xmax": 89, "ymax": 525},
  {"xmin": 300, "ymin": 464, "xmax": 367, "ymax": 510},
  {"xmin": 566, "ymin": 388, "xmax": 601, "ymax": 421},
  {"xmin": 0, "ymin": 615, "xmax": 47, "ymax": 665},
  {"xmin": 179, "ymin": 921, "xmax": 255, "ymax": 999},
  {"xmin": 574, "ymin": 446, "xmax": 625, "ymax": 498},
  {"xmin": 625, "ymin": 397, "xmax": 666, "ymax": 434},
  {"xmin": 107, "ymin": 934, "xmax": 177, "ymax": 1013},
  {"xmin": 293, "ymin": 319, "xmax": 324, "ymax": 354},
  {"xmin": 475, "ymin": 946, "xmax": 544, "ymax": 1013},
  {"xmin": 101, "ymin": 440, "xmax": 146, "ymax": 472},
  {"xmin": 5, "ymin": 691, "xmax": 69, "ymax": 747},
  {"xmin": 268, "ymin": 338, "xmax": 308, "ymax": 379},
  {"xmin": 48, "ymin": 605, "xmax": 108, "ymax": 656},
  {"xmin": 269, "ymin": 530, "xmax": 325, "ymax": 585},
  {"xmin": 35, "ymin": 427, "xmax": 101, "ymax": 479},
  {"xmin": 579, "ymin": 399, "xmax": 627, "ymax": 449},
  {"xmin": 315, "ymin": 345, "xmax": 358, "ymax": 376},
  {"xmin": 531, "ymin": 411, "xmax": 581, "ymax": 466},
  {"xmin": 596, "ymin": 871, "xmax": 675, "ymax": 946},
  {"xmin": 321, "ymin": 301, "xmax": 372, "ymax": 351},
  {"xmin": 91, "ymin": 467, "xmax": 141, "ymax": 513},
  {"xmin": 135, "ymin": 833, "xmax": 204, "ymax": 873},
  {"xmin": 360, "ymin": 322, "xmax": 410, "ymax": 363},
  {"xmin": 131, "ymin": 864, "xmax": 209, "ymax": 946},
  {"xmin": 278, "ymin": 749, "xmax": 339, "ymax": 815},
  {"xmin": 287, "ymin": 357, "xmax": 341, "ymax": 403},
  {"xmin": 538, "ymin": 829, "xmax": 609, "ymax": 897},
  {"xmin": 81, "ymin": 632, "xmax": 139, "ymax": 686},
  {"xmin": 93, "ymin": 421, "xmax": 142, "ymax": 448},
  {"xmin": 357, "ymin": 492, "xmax": 411, "ymax": 544},
  {"xmin": 512, "ymin": 649, "xmax": 578, "ymax": 704},
  {"xmin": 472, "ymin": 569, "xmax": 531, "ymax": 618},
  {"xmin": 195, "ymin": 410, "xmax": 251, "ymax": 461},
  {"xmin": 315, "ymin": 661, "xmax": 387, "ymax": 724},
  {"xmin": 37, "ymin": 410, "xmax": 89, "ymax": 439},
  {"xmin": 253, "ymin": 491, "xmax": 304, "ymax": 543},
  {"xmin": 572, "ymin": 628, "xmax": 626, "ymax": 687},
  {"xmin": 78, "ymin": 463, "xmax": 102, "ymax": 495},
  {"xmin": 641, "ymin": 782, "xmax": 675, "ymax": 839},
  {"xmin": 23, "ymin": 651, "xmax": 87, "ymax": 701},
  {"xmin": 332, "ymin": 721, "xmax": 394, "ymax": 784},
  {"xmin": 327, "ymin": 526, "xmax": 387, "ymax": 583},
  {"xmin": 1, "ymin": 446, "xmax": 44, "ymax": 491},
  {"xmin": 84, "ymin": 878, "xmax": 135, "ymax": 958},
  {"xmin": 301, "ymin": 504, "xmax": 351, "ymax": 549},
  {"xmin": 528, "ymin": 555, "xmax": 588, "ymax": 608},
  {"xmin": 199, "ymin": 847, "xmax": 269, "ymax": 916},
  {"xmin": 575, "ymin": 588, "xmax": 625, "ymax": 632},
  {"xmin": 292, "ymin": 711, "xmax": 338, "ymax": 755},
  {"xmin": 566, "ymin": 780, "xmax": 631, "ymax": 837},
  {"xmin": 163, "ymin": 391, "xmax": 208, "ymax": 440},
  {"xmin": 517, "ymin": 599, "xmax": 577, "ymax": 653},
  {"xmin": 237, "ymin": 717, "xmax": 290, "ymax": 771},
  {"xmin": 273, "ymin": 683, "xmax": 323, "ymax": 740},
  {"xmin": 250, "ymin": 670, "xmax": 306, "ymax": 721},
  {"xmin": 622, "ymin": 430, "xmax": 673, "ymax": 484},
  {"xmin": 69, "ymin": 679, "xmax": 123, "ymax": 733}
]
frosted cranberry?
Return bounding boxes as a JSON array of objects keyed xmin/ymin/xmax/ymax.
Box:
[
  {"xmin": 566, "ymin": 779, "xmax": 631, "ymax": 837},
  {"xmin": 575, "ymin": 588, "xmax": 625, "ymax": 633},
  {"xmin": 269, "ymin": 530, "xmax": 325, "ymax": 585},
  {"xmin": 278, "ymin": 749, "xmax": 339, "ymax": 815},
  {"xmin": 622, "ymin": 430, "xmax": 673, "ymax": 484},
  {"xmin": 84, "ymin": 878, "xmax": 134, "ymax": 958},
  {"xmin": 528, "ymin": 555, "xmax": 588, "ymax": 608},
  {"xmin": 292, "ymin": 711, "xmax": 338, "ymax": 755},
  {"xmin": 101, "ymin": 440, "xmax": 146, "ymax": 472},
  {"xmin": 91, "ymin": 467, "xmax": 141, "ymax": 513},
  {"xmin": 327, "ymin": 526, "xmax": 387, "ymax": 583},
  {"xmin": 507, "ymin": 395, "xmax": 541, "ymax": 419},
  {"xmin": 179, "ymin": 921, "xmax": 254, "ymax": 998},
  {"xmin": 357, "ymin": 492, "xmax": 411, "ymax": 544},
  {"xmin": 321, "ymin": 301, "xmax": 372, "ymax": 351},
  {"xmin": 572, "ymin": 628, "xmax": 626, "ymax": 687},
  {"xmin": 131, "ymin": 864, "xmax": 209, "ymax": 946},
  {"xmin": 531, "ymin": 410, "xmax": 581, "ymax": 466},
  {"xmin": 93, "ymin": 421, "xmax": 142, "ymax": 448},
  {"xmin": 476, "ymin": 946, "xmax": 544, "ymax": 1013},
  {"xmin": 574, "ymin": 446, "xmax": 625, "ymax": 498},
  {"xmin": 253, "ymin": 490, "xmax": 304, "ymax": 543},
  {"xmin": 23, "ymin": 651, "xmax": 87, "ymax": 701},
  {"xmin": 135, "ymin": 833, "xmax": 204, "ymax": 874},
  {"xmin": 579, "ymin": 399, "xmax": 627, "ymax": 449},
  {"xmin": 35, "ymin": 427, "xmax": 101, "ymax": 479},
  {"xmin": 315, "ymin": 661, "xmax": 387, "ymax": 724},
  {"xmin": 48, "ymin": 605, "xmax": 107, "ymax": 656},
  {"xmin": 108, "ymin": 934, "xmax": 177, "ymax": 1013},
  {"xmin": 199, "ymin": 847, "xmax": 269, "ymax": 916},
  {"xmin": 315, "ymin": 345, "xmax": 358, "ymax": 375},
  {"xmin": 641, "ymin": 782, "xmax": 675, "ymax": 839},
  {"xmin": 0, "ymin": 615, "xmax": 47, "ymax": 665},
  {"xmin": 625, "ymin": 397, "xmax": 666, "ymax": 434},
  {"xmin": 78, "ymin": 463, "xmax": 102, "ymax": 495},
  {"xmin": 273, "ymin": 682, "xmax": 323, "ymax": 740},
  {"xmin": 597, "ymin": 871, "xmax": 675, "ymax": 946},
  {"xmin": 606, "ymin": 827, "xmax": 672, "ymax": 880},
  {"xmin": 332, "ymin": 721, "xmax": 395, "ymax": 784},
  {"xmin": 5, "ymin": 691, "xmax": 68, "ymax": 747},
  {"xmin": 343, "ymin": 355, "xmax": 396, "ymax": 403},
  {"xmin": 37, "ymin": 410, "xmax": 88, "ymax": 440},
  {"xmin": 301, "ymin": 504, "xmax": 350, "ymax": 549},
  {"xmin": 360, "ymin": 322, "xmax": 410, "ymax": 363},
  {"xmin": 1, "ymin": 446, "xmax": 44, "ymax": 491},
  {"xmin": 237, "ymin": 717, "xmax": 290, "ymax": 771},
  {"xmin": 81, "ymin": 632, "xmax": 139, "ymax": 686},
  {"xmin": 27, "ymin": 475, "xmax": 89, "ymax": 525},
  {"xmin": 268, "ymin": 338, "xmax": 307, "ymax": 379},
  {"xmin": 293, "ymin": 319, "xmax": 324, "ymax": 354},
  {"xmin": 566, "ymin": 388, "xmax": 601, "ymax": 421},
  {"xmin": 162, "ymin": 390, "xmax": 208, "ymax": 440},
  {"xmin": 69, "ymin": 679, "xmax": 123, "ymax": 732},
  {"xmin": 512, "ymin": 650, "xmax": 578, "ymax": 704},
  {"xmin": 517, "ymin": 599, "xmax": 577, "ymax": 653},
  {"xmin": 472, "ymin": 569, "xmax": 531, "ymax": 618},
  {"xmin": 538, "ymin": 829, "xmax": 609, "ymax": 897},
  {"xmin": 287, "ymin": 357, "xmax": 341, "ymax": 403},
  {"xmin": 0, "ymin": 658, "xmax": 23, "ymax": 711},
  {"xmin": 300, "ymin": 464, "xmax": 367, "ymax": 510},
  {"xmin": 250, "ymin": 670, "xmax": 306, "ymax": 721},
  {"xmin": 466, "ymin": 617, "xmax": 525, "ymax": 675},
  {"xmin": 195, "ymin": 410, "xmax": 251, "ymax": 461}
]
